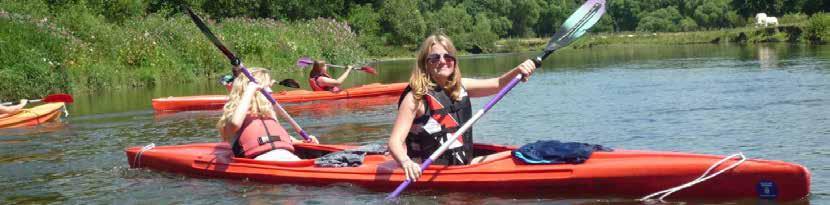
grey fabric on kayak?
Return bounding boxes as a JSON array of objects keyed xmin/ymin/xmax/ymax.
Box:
[
  {"xmin": 314, "ymin": 143, "xmax": 388, "ymax": 167},
  {"xmin": 513, "ymin": 140, "xmax": 613, "ymax": 164}
]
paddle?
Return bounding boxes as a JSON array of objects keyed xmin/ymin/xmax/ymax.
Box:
[
  {"xmin": 296, "ymin": 57, "xmax": 378, "ymax": 75},
  {"xmin": 1, "ymin": 93, "xmax": 74, "ymax": 106},
  {"xmin": 277, "ymin": 79, "xmax": 300, "ymax": 88},
  {"xmin": 384, "ymin": 0, "xmax": 606, "ymax": 200},
  {"xmin": 183, "ymin": 6, "xmax": 312, "ymax": 140}
]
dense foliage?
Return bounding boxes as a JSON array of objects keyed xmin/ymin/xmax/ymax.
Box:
[{"xmin": 0, "ymin": 0, "xmax": 828, "ymax": 99}]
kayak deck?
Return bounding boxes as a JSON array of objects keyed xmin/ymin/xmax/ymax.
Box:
[
  {"xmin": 125, "ymin": 142, "xmax": 809, "ymax": 201},
  {"xmin": 0, "ymin": 102, "xmax": 65, "ymax": 128},
  {"xmin": 152, "ymin": 83, "xmax": 407, "ymax": 112}
]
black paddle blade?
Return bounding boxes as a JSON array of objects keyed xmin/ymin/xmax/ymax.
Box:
[
  {"xmin": 279, "ymin": 79, "xmax": 300, "ymax": 88},
  {"xmin": 182, "ymin": 5, "xmax": 239, "ymax": 65}
]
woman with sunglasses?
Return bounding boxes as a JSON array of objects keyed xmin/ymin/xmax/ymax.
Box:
[{"xmin": 388, "ymin": 34, "xmax": 536, "ymax": 182}]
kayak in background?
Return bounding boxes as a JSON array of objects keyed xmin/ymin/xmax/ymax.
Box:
[
  {"xmin": 0, "ymin": 102, "xmax": 65, "ymax": 128},
  {"xmin": 125, "ymin": 142, "xmax": 809, "ymax": 202},
  {"xmin": 152, "ymin": 83, "xmax": 407, "ymax": 112}
]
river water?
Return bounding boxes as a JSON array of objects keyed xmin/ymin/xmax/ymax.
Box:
[{"xmin": 1, "ymin": 44, "xmax": 827, "ymax": 204}]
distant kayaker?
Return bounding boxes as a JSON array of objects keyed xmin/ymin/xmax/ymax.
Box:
[
  {"xmin": 219, "ymin": 65, "xmax": 243, "ymax": 92},
  {"xmin": 0, "ymin": 99, "xmax": 28, "ymax": 117},
  {"xmin": 308, "ymin": 60, "xmax": 354, "ymax": 92},
  {"xmin": 388, "ymin": 34, "xmax": 536, "ymax": 182},
  {"xmin": 217, "ymin": 66, "xmax": 319, "ymax": 161}
]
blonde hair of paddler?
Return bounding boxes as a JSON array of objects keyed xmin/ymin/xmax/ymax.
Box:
[{"xmin": 216, "ymin": 67, "xmax": 277, "ymax": 142}]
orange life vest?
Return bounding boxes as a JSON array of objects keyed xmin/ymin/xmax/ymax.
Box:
[{"xmin": 231, "ymin": 115, "xmax": 294, "ymax": 158}]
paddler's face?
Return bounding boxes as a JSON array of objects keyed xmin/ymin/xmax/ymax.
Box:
[{"xmin": 426, "ymin": 44, "xmax": 456, "ymax": 82}]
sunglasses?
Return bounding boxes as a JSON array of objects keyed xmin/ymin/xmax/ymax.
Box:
[{"xmin": 426, "ymin": 53, "xmax": 456, "ymax": 65}]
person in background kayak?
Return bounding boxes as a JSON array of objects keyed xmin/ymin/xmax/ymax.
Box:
[
  {"xmin": 308, "ymin": 60, "xmax": 354, "ymax": 92},
  {"xmin": 217, "ymin": 66, "xmax": 318, "ymax": 161},
  {"xmin": 219, "ymin": 65, "xmax": 243, "ymax": 92},
  {"xmin": 0, "ymin": 99, "xmax": 28, "ymax": 117},
  {"xmin": 388, "ymin": 34, "xmax": 536, "ymax": 182}
]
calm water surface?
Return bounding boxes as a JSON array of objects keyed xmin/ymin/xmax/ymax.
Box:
[{"xmin": 1, "ymin": 44, "xmax": 828, "ymax": 204}]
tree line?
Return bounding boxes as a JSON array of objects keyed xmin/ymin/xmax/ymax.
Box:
[{"xmin": 41, "ymin": 0, "xmax": 827, "ymax": 52}]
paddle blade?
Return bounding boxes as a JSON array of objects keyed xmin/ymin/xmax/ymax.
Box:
[
  {"xmin": 358, "ymin": 66, "xmax": 377, "ymax": 75},
  {"xmin": 543, "ymin": 0, "xmax": 606, "ymax": 52},
  {"xmin": 296, "ymin": 57, "xmax": 313, "ymax": 68},
  {"xmin": 43, "ymin": 93, "xmax": 74, "ymax": 104},
  {"xmin": 278, "ymin": 79, "xmax": 301, "ymax": 88}
]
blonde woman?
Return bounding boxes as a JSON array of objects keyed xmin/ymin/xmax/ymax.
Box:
[
  {"xmin": 388, "ymin": 34, "xmax": 536, "ymax": 182},
  {"xmin": 218, "ymin": 65, "xmax": 318, "ymax": 161}
]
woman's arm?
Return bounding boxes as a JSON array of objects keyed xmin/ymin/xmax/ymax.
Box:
[
  {"xmin": 316, "ymin": 66, "xmax": 354, "ymax": 87},
  {"xmin": 463, "ymin": 60, "xmax": 536, "ymax": 98},
  {"xmin": 388, "ymin": 92, "xmax": 424, "ymax": 181},
  {"xmin": 221, "ymin": 82, "xmax": 261, "ymax": 138},
  {"xmin": 0, "ymin": 99, "xmax": 27, "ymax": 114}
]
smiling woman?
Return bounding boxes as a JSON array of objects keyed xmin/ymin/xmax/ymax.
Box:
[{"xmin": 387, "ymin": 34, "xmax": 537, "ymax": 183}]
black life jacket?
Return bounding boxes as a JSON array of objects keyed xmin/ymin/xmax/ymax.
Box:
[{"xmin": 397, "ymin": 85, "xmax": 473, "ymax": 165}]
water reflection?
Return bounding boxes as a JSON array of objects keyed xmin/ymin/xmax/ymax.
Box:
[{"xmin": 758, "ymin": 45, "xmax": 778, "ymax": 69}]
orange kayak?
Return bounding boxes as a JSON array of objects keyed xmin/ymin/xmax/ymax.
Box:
[
  {"xmin": 152, "ymin": 83, "xmax": 407, "ymax": 112},
  {"xmin": 125, "ymin": 142, "xmax": 809, "ymax": 201},
  {"xmin": 0, "ymin": 102, "xmax": 65, "ymax": 128}
]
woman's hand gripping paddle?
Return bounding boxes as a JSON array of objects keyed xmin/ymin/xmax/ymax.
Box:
[
  {"xmin": 183, "ymin": 6, "xmax": 313, "ymax": 141},
  {"xmin": 384, "ymin": 0, "xmax": 606, "ymax": 200},
  {"xmin": 296, "ymin": 57, "xmax": 378, "ymax": 75}
]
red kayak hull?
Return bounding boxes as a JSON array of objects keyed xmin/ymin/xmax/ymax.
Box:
[
  {"xmin": 152, "ymin": 83, "xmax": 407, "ymax": 112},
  {"xmin": 125, "ymin": 142, "xmax": 809, "ymax": 201}
]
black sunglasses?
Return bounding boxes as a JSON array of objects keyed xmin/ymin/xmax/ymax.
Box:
[{"xmin": 426, "ymin": 53, "xmax": 456, "ymax": 65}]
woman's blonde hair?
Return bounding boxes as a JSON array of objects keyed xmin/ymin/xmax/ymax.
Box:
[
  {"xmin": 410, "ymin": 34, "xmax": 462, "ymax": 102},
  {"xmin": 216, "ymin": 67, "xmax": 276, "ymax": 142}
]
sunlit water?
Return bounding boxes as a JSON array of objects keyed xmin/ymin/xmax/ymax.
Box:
[{"xmin": 1, "ymin": 44, "xmax": 827, "ymax": 204}]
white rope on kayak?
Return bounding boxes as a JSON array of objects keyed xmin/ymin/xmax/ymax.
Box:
[
  {"xmin": 62, "ymin": 105, "xmax": 69, "ymax": 118},
  {"xmin": 133, "ymin": 143, "xmax": 156, "ymax": 168},
  {"xmin": 639, "ymin": 152, "xmax": 747, "ymax": 202}
]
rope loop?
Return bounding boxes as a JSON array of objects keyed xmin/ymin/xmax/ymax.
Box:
[{"xmin": 640, "ymin": 152, "xmax": 747, "ymax": 202}]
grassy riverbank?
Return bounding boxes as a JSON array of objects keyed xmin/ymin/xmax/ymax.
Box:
[
  {"xmin": 495, "ymin": 16, "xmax": 829, "ymax": 53},
  {"xmin": 1, "ymin": 0, "xmax": 828, "ymax": 100},
  {"xmin": 0, "ymin": 2, "xmax": 367, "ymax": 100}
]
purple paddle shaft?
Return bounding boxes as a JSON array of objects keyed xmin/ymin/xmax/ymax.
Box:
[
  {"xmin": 484, "ymin": 76, "xmax": 523, "ymax": 111},
  {"xmin": 239, "ymin": 67, "xmax": 311, "ymax": 141}
]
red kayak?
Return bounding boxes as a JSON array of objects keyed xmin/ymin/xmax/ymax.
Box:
[
  {"xmin": 152, "ymin": 83, "xmax": 407, "ymax": 112},
  {"xmin": 125, "ymin": 142, "xmax": 809, "ymax": 201}
]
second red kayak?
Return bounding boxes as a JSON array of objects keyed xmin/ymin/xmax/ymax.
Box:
[
  {"xmin": 126, "ymin": 142, "xmax": 810, "ymax": 201},
  {"xmin": 152, "ymin": 83, "xmax": 407, "ymax": 112}
]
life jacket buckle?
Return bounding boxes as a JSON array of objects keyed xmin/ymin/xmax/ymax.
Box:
[{"xmin": 257, "ymin": 135, "xmax": 281, "ymax": 145}]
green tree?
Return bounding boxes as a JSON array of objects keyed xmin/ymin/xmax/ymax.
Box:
[
  {"xmin": 679, "ymin": 17, "xmax": 699, "ymax": 31},
  {"xmin": 508, "ymin": 0, "xmax": 541, "ymax": 37},
  {"xmin": 637, "ymin": 6, "xmax": 682, "ymax": 32},
  {"xmin": 380, "ymin": 0, "xmax": 426, "ymax": 45},
  {"xmin": 467, "ymin": 14, "xmax": 499, "ymax": 53},
  {"xmin": 534, "ymin": 0, "xmax": 573, "ymax": 36},
  {"xmin": 607, "ymin": 0, "xmax": 642, "ymax": 31},
  {"xmin": 347, "ymin": 4, "xmax": 380, "ymax": 35},
  {"xmin": 424, "ymin": 4, "xmax": 473, "ymax": 41},
  {"xmin": 693, "ymin": 0, "xmax": 734, "ymax": 28},
  {"xmin": 805, "ymin": 12, "xmax": 830, "ymax": 43}
]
